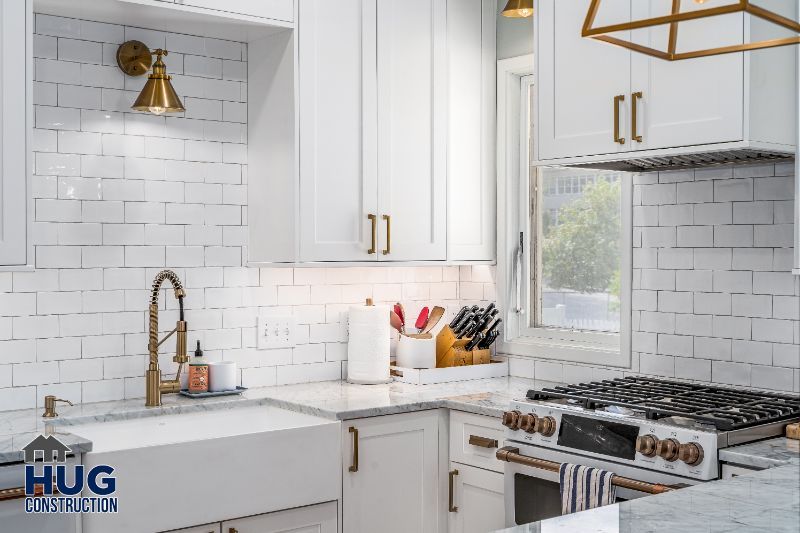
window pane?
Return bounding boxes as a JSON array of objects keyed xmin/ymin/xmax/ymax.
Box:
[{"xmin": 532, "ymin": 167, "xmax": 624, "ymax": 333}]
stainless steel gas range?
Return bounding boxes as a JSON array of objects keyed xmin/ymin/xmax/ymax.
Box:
[{"xmin": 498, "ymin": 377, "xmax": 800, "ymax": 526}]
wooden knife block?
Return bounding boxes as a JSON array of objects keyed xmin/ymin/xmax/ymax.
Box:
[{"xmin": 436, "ymin": 325, "xmax": 491, "ymax": 368}]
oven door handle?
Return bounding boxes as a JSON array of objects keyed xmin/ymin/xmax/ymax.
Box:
[{"xmin": 496, "ymin": 446, "xmax": 679, "ymax": 495}]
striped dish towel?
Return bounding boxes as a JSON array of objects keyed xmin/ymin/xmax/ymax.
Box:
[{"xmin": 559, "ymin": 463, "xmax": 617, "ymax": 515}]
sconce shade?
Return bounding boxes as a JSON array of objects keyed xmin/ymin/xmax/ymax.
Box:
[
  {"xmin": 131, "ymin": 74, "xmax": 185, "ymax": 115},
  {"xmin": 502, "ymin": 0, "xmax": 533, "ymax": 18}
]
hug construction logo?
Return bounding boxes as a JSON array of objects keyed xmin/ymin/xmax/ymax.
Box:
[{"xmin": 21, "ymin": 435, "xmax": 118, "ymax": 514}]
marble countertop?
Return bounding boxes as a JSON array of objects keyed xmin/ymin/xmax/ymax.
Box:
[
  {"xmin": 719, "ymin": 437, "xmax": 800, "ymax": 469},
  {"xmin": 495, "ymin": 462, "xmax": 800, "ymax": 533},
  {"xmin": 0, "ymin": 377, "xmax": 541, "ymax": 464}
]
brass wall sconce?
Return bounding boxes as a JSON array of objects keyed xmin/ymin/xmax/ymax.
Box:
[
  {"xmin": 116, "ymin": 40, "xmax": 185, "ymax": 114},
  {"xmin": 502, "ymin": 0, "xmax": 533, "ymax": 18},
  {"xmin": 583, "ymin": 0, "xmax": 800, "ymax": 61}
]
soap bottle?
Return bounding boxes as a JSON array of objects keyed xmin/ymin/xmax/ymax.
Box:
[{"xmin": 188, "ymin": 340, "xmax": 209, "ymax": 393}]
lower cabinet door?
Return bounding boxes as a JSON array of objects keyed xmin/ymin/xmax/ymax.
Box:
[
  {"xmin": 343, "ymin": 411, "xmax": 440, "ymax": 533},
  {"xmin": 448, "ymin": 463, "xmax": 505, "ymax": 533},
  {"xmin": 221, "ymin": 502, "xmax": 337, "ymax": 533}
]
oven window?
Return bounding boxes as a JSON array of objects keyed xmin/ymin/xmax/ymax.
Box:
[
  {"xmin": 557, "ymin": 414, "xmax": 640, "ymax": 460},
  {"xmin": 514, "ymin": 473, "xmax": 562, "ymax": 524}
]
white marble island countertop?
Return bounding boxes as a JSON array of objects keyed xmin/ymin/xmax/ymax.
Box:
[
  {"xmin": 0, "ymin": 377, "xmax": 542, "ymax": 464},
  {"xmin": 495, "ymin": 462, "xmax": 800, "ymax": 533}
]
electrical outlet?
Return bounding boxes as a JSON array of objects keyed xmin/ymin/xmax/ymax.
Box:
[{"xmin": 257, "ymin": 315, "xmax": 295, "ymax": 350}]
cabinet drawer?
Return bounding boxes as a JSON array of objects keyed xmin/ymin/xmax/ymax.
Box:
[
  {"xmin": 176, "ymin": 0, "xmax": 293, "ymax": 22},
  {"xmin": 449, "ymin": 411, "xmax": 504, "ymax": 473}
]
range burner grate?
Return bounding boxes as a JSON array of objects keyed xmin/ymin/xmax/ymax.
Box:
[{"xmin": 528, "ymin": 377, "xmax": 800, "ymax": 431}]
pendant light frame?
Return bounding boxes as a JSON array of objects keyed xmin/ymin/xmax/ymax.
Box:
[
  {"xmin": 582, "ymin": 0, "xmax": 800, "ymax": 61},
  {"xmin": 502, "ymin": 0, "xmax": 534, "ymax": 18}
]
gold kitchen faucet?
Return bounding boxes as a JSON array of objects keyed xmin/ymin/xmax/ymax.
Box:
[{"xmin": 145, "ymin": 270, "xmax": 189, "ymax": 407}]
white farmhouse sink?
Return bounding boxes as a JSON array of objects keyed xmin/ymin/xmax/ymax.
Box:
[{"xmin": 73, "ymin": 406, "xmax": 341, "ymax": 533}]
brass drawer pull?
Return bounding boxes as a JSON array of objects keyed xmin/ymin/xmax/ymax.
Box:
[
  {"xmin": 448, "ymin": 469, "xmax": 459, "ymax": 512},
  {"xmin": 367, "ymin": 214, "xmax": 377, "ymax": 254},
  {"xmin": 382, "ymin": 214, "xmax": 391, "ymax": 255},
  {"xmin": 349, "ymin": 426, "xmax": 359, "ymax": 472},
  {"xmin": 632, "ymin": 91, "xmax": 643, "ymax": 142},
  {"xmin": 468, "ymin": 434, "xmax": 498, "ymax": 449},
  {"xmin": 613, "ymin": 94, "xmax": 625, "ymax": 144}
]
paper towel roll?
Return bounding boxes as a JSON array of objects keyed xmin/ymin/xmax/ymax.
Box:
[{"xmin": 347, "ymin": 303, "xmax": 391, "ymax": 384}]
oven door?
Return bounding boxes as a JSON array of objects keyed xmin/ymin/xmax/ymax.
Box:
[{"xmin": 503, "ymin": 441, "xmax": 700, "ymax": 527}]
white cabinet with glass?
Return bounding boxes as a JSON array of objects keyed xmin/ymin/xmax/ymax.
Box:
[{"xmin": 534, "ymin": 0, "xmax": 797, "ymax": 165}]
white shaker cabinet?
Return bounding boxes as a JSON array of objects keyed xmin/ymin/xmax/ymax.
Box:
[
  {"xmin": 298, "ymin": 0, "xmax": 376, "ymax": 262},
  {"xmin": 0, "ymin": 0, "xmax": 30, "ymax": 267},
  {"xmin": 534, "ymin": 0, "xmax": 797, "ymax": 165},
  {"xmin": 342, "ymin": 411, "xmax": 440, "ymax": 533},
  {"xmin": 447, "ymin": 0, "xmax": 497, "ymax": 262},
  {"xmin": 447, "ymin": 463, "xmax": 505, "ymax": 533},
  {"xmin": 375, "ymin": 0, "xmax": 447, "ymax": 261},
  {"xmin": 536, "ymin": 0, "xmax": 631, "ymax": 160},
  {"xmin": 628, "ymin": 1, "xmax": 743, "ymax": 151},
  {"xmin": 251, "ymin": 0, "xmax": 497, "ymax": 264}
]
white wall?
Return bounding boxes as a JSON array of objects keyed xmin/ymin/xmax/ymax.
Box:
[
  {"xmin": 506, "ymin": 163, "xmax": 800, "ymax": 393},
  {"xmin": 0, "ymin": 15, "xmax": 499, "ymax": 413},
  {"xmin": 496, "ymin": 3, "xmax": 533, "ymax": 60}
]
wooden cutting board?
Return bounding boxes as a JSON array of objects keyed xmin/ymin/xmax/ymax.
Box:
[{"xmin": 786, "ymin": 423, "xmax": 800, "ymax": 440}]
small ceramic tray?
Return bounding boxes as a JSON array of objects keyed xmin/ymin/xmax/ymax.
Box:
[{"xmin": 179, "ymin": 386, "xmax": 247, "ymax": 399}]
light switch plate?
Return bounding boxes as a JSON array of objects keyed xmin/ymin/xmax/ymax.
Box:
[{"xmin": 257, "ymin": 315, "xmax": 295, "ymax": 350}]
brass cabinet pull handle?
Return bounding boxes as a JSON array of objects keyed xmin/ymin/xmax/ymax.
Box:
[
  {"xmin": 632, "ymin": 91, "xmax": 643, "ymax": 142},
  {"xmin": 382, "ymin": 214, "xmax": 391, "ymax": 255},
  {"xmin": 367, "ymin": 214, "xmax": 377, "ymax": 254},
  {"xmin": 448, "ymin": 469, "xmax": 459, "ymax": 512},
  {"xmin": 468, "ymin": 434, "xmax": 498, "ymax": 449},
  {"xmin": 613, "ymin": 94, "xmax": 625, "ymax": 144},
  {"xmin": 349, "ymin": 426, "xmax": 359, "ymax": 472}
]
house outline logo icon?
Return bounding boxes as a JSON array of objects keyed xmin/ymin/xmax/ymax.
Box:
[{"xmin": 21, "ymin": 435, "xmax": 72, "ymax": 463}]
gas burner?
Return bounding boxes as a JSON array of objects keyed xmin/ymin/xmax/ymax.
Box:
[{"xmin": 527, "ymin": 377, "xmax": 800, "ymax": 431}]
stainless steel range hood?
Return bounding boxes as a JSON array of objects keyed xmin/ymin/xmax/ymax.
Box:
[{"xmin": 565, "ymin": 147, "xmax": 794, "ymax": 173}]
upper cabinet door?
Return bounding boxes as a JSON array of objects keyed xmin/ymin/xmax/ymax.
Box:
[
  {"xmin": 537, "ymin": 0, "xmax": 632, "ymax": 161},
  {"xmin": 629, "ymin": 0, "xmax": 743, "ymax": 151},
  {"xmin": 376, "ymin": 0, "xmax": 447, "ymax": 261},
  {"xmin": 0, "ymin": 0, "xmax": 29, "ymax": 266},
  {"xmin": 447, "ymin": 0, "xmax": 497, "ymax": 262},
  {"xmin": 299, "ymin": 0, "xmax": 378, "ymax": 262}
]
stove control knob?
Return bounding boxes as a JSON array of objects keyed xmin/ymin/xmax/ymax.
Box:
[
  {"xmin": 502, "ymin": 410, "xmax": 521, "ymax": 430},
  {"xmin": 519, "ymin": 413, "xmax": 537, "ymax": 433},
  {"xmin": 635, "ymin": 434, "xmax": 658, "ymax": 457},
  {"xmin": 678, "ymin": 442, "xmax": 704, "ymax": 466},
  {"xmin": 535, "ymin": 416, "xmax": 557, "ymax": 437},
  {"xmin": 656, "ymin": 438, "xmax": 680, "ymax": 462}
]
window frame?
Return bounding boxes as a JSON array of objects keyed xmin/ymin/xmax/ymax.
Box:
[{"xmin": 496, "ymin": 55, "xmax": 632, "ymax": 367}]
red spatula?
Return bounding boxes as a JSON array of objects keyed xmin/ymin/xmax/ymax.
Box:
[{"xmin": 415, "ymin": 307, "xmax": 430, "ymax": 333}]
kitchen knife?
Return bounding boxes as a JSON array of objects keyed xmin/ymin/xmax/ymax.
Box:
[
  {"xmin": 465, "ymin": 332, "xmax": 485, "ymax": 351},
  {"xmin": 482, "ymin": 318, "xmax": 502, "ymax": 340},
  {"xmin": 479, "ymin": 303, "xmax": 496, "ymax": 321},
  {"xmin": 452, "ymin": 312, "xmax": 474, "ymax": 334},
  {"xmin": 456, "ymin": 317, "xmax": 476, "ymax": 338},
  {"xmin": 449, "ymin": 306, "xmax": 469, "ymax": 328},
  {"xmin": 478, "ymin": 329, "xmax": 499, "ymax": 349}
]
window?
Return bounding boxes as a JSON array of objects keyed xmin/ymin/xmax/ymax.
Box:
[
  {"xmin": 532, "ymin": 168, "xmax": 625, "ymax": 334},
  {"xmin": 497, "ymin": 58, "xmax": 632, "ymax": 366}
]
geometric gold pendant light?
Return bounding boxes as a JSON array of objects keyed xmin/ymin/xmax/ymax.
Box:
[
  {"xmin": 582, "ymin": 0, "xmax": 800, "ymax": 61},
  {"xmin": 116, "ymin": 40, "xmax": 185, "ymax": 114}
]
